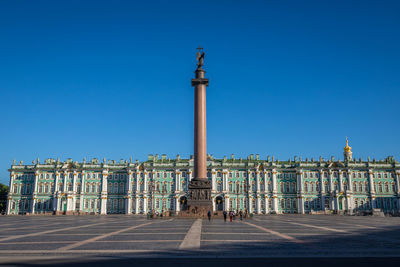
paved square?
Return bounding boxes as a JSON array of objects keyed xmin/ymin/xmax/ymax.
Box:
[{"xmin": 0, "ymin": 215, "xmax": 400, "ymax": 265}]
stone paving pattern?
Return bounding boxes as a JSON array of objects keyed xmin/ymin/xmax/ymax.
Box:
[{"xmin": 0, "ymin": 215, "xmax": 400, "ymax": 264}]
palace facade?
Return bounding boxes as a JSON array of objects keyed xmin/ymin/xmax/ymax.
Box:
[{"xmin": 6, "ymin": 141, "xmax": 400, "ymax": 215}]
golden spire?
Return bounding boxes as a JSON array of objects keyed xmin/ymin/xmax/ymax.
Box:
[{"xmin": 344, "ymin": 137, "xmax": 352, "ymax": 153}]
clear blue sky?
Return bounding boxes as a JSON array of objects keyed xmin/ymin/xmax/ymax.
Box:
[{"xmin": 1, "ymin": 0, "xmax": 399, "ymax": 184}]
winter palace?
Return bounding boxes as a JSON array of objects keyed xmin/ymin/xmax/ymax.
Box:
[{"xmin": 6, "ymin": 140, "xmax": 400, "ymax": 215}]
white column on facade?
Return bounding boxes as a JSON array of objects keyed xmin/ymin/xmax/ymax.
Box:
[
  {"xmin": 338, "ymin": 170, "xmax": 343, "ymax": 192},
  {"xmin": 273, "ymin": 196, "xmax": 279, "ymax": 213},
  {"xmin": 100, "ymin": 172, "xmax": 108, "ymax": 214},
  {"xmin": 256, "ymin": 196, "xmax": 261, "ymax": 214},
  {"xmin": 347, "ymin": 171, "xmax": 352, "ymax": 193},
  {"xmin": 31, "ymin": 172, "xmax": 39, "ymax": 214},
  {"xmin": 136, "ymin": 172, "xmax": 140, "ymax": 192},
  {"xmin": 79, "ymin": 171, "xmax": 85, "ymax": 212},
  {"xmin": 126, "ymin": 171, "xmax": 133, "ymax": 214},
  {"xmin": 256, "ymin": 171, "xmax": 260, "ymax": 192},
  {"xmin": 211, "ymin": 169, "xmax": 216, "ymax": 191},
  {"xmin": 144, "ymin": 196, "xmax": 148, "ymax": 213},
  {"xmin": 175, "ymin": 170, "xmax": 179, "ymax": 192},
  {"xmin": 72, "ymin": 172, "xmax": 77, "ymax": 192},
  {"xmin": 135, "ymin": 197, "xmax": 139, "ymax": 214},
  {"xmin": 264, "ymin": 197, "xmax": 269, "ymax": 214},
  {"xmin": 144, "ymin": 171, "xmax": 148, "ymax": 193},
  {"xmin": 272, "ymin": 169, "xmax": 279, "ymax": 213},
  {"xmin": 368, "ymin": 170, "xmax": 375, "ymax": 193},
  {"xmin": 66, "ymin": 195, "xmax": 73, "ymax": 213},
  {"xmin": 178, "ymin": 172, "xmax": 182, "ymax": 191},
  {"xmin": 54, "ymin": 171, "xmax": 60, "ymax": 193},
  {"xmin": 223, "ymin": 170, "xmax": 228, "ymax": 192},
  {"xmin": 272, "ymin": 169, "xmax": 278, "ymax": 193},
  {"xmin": 6, "ymin": 172, "xmax": 14, "ymax": 215},
  {"xmin": 176, "ymin": 196, "xmax": 180, "ymax": 212},
  {"xmin": 368, "ymin": 169, "xmax": 375, "ymax": 210},
  {"xmin": 347, "ymin": 170, "xmax": 353, "ymax": 213},
  {"xmin": 188, "ymin": 170, "xmax": 193, "ymax": 182},
  {"xmin": 319, "ymin": 170, "xmax": 325, "ymax": 210},
  {"xmin": 63, "ymin": 172, "xmax": 68, "ymax": 192},
  {"xmin": 212, "ymin": 196, "xmax": 216, "ymax": 211},
  {"xmin": 328, "ymin": 171, "xmax": 333, "ymax": 194},
  {"xmin": 226, "ymin": 196, "xmax": 230, "ymax": 211}
]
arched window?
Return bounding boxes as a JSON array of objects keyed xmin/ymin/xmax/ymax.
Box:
[
  {"xmin": 392, "ymin": 183, "xmax": 396, "ymax": 192},
  {"xmin": 310, "ymin": 182, "xmax": 315, "ymax": 192},
  {"xmin": 281, "ymin": 199, "xmax": 285, "ymax": 209},
  {"xmin": 353, "ymin": 182, "xmax": 357, "ymax": 192},
  {"xmin": 38, "ymin": 183, "xmax": 43, "ymax": 193},
  {"xmin": 304, "ymin": 182, "xmax": 308, "ymax": 193},
  {"xmin": 287, "ymin": 198, "xmax": 291, "ymax": 209},
  {"xmin": 113, "ymin": 183, "xmax": 118, "ymax": 193},
  {"xmin": 120, "ymin": 183, "xmax": 125, "ymax": 193},
  {"xmin": 280, "ymin": 182, "xmax": 284, "ymax": 193},
  {"xmin": 359, "ymin": 182, "xmax": 363, "ymax": 192},
  {"xmin": 44, "ymin": 183, "xmax": 49, "ymax": 193},
  {"xmin": 316, "ymin": 182, "xmax": 320, "ymax": 192},
  {"xmin": 285, "ymin": 182, "xmax": 290, "ymax": 193},
  {"xmin": 385, "ymin": 183, "xmax": 389, "ymax": 193},
  {"xmin": 378, "ymin": 183, "xmax": 383, "ymax": 193},
  {"xmin": 68, "ymin": 183, "xmax": 73, "ymax": 192}
]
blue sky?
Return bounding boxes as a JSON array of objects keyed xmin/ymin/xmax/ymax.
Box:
[{"xmin": 0, "ymin": 0, "xmax": 399, "ymax": 184}]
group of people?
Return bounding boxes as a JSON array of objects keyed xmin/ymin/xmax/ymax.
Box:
[{"xmin": 207, "ymin": 209, "xmax": 248, "ymax": 222}]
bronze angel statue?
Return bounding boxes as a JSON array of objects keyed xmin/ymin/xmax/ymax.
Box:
[{"xmin": 196, "ymin": 48, "xmax": 205, "ymax": 68}]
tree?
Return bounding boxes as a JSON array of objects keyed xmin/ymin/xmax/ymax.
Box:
[{"xmin": 0, "ymin": 183, "xmax": 9, "ymax": 213}]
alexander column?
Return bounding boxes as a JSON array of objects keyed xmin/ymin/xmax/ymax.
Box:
[{"xmin": 187, "ymin": 47, "xmax": 212, "ymax": 215}]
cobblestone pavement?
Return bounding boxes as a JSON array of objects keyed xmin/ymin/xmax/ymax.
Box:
[{"xmin": 0, "ymin": 215, "xmax": 400, "ymax": 265}]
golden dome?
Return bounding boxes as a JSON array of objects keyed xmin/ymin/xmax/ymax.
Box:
[{"xmin": 344, "ymin": 137, "xmax": 352, "ymax": 153}]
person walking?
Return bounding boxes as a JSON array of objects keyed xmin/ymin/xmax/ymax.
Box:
[
  {"xmin": 207, "ymin": 210, "xmax": 212, "ymax": 221},
  {"xmin": 229, "ymin": 211, "xmax": 233, "ymax": 222},
  {"xmin": 223, "ymin": 210, "xmax": 227, "ymax": 222},
  {"xmin": 239, "ymin": 210, "xmax": 243, "ymax": 221}
]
